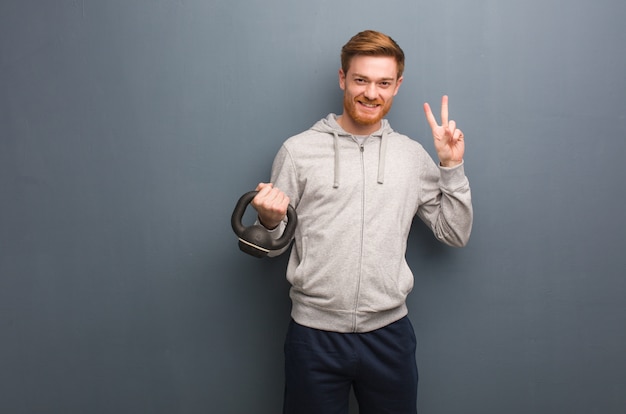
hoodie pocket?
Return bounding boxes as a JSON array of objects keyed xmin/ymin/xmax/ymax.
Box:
[{"xmin": 289, "ymin": 235, "xmax": 309, "ymax": 288}]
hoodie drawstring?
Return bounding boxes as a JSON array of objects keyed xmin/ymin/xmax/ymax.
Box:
[
  {"xmin": 333, "ymin": 131, "xmax": 340, "ymax": 188},
  {"xmin": 377, "ymin": 130, "xmax": 387, "ymax": 185},
  {"xmin": 333, "ymin": 130, "xmax": 387, "ymax": 188}
]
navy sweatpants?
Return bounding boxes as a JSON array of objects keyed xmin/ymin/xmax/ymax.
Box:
[{"xmin": 283, "ymin": 317, "xmax": 418, "ymax": 414}]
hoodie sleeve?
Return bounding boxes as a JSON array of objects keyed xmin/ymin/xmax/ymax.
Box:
[
  {"xmin": 270, "ymin": 144, "xmax": 300, "ymax": 206},
  {"xmin": 416, "ymin": 158, "xmax": 473, "ymax": 247}
]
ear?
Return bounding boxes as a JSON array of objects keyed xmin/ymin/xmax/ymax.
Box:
[
  {"xmin": 393, "ymin": 76, "xmax": 404, "ymax": 96},
  {"xmin": 338, "ymin": 68, "xmax": 346, "ymax": 91}
]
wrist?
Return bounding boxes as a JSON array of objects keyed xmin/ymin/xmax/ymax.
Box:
[
  {"xmin": 258, "ymin": 216, "xmax": 280, "ymax": 230},
  {"xmin": 440, "ymin": 160, "xmax": 462, "ymax": 168}
]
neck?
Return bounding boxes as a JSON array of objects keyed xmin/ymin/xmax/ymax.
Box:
[{"xmin": 337, "ymin": 114, "xmax": 381, "ymax": 136}]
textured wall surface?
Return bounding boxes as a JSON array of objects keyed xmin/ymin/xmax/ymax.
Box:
[{"xmin": 1, "ymin": 1, "xmax": 625, "ymax": 413}]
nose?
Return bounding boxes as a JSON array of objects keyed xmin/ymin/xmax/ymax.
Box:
[{"xmin": 363, "ymin": 82, "xmax": 377, "ymax": 100}]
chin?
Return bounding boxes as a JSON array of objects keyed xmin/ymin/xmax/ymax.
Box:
[
  {"xmin": 355, "ymin": 109, "xmax": 385, "ymax": 125},
  {"xmin": 355, "ymin": 116, "xmax": 382, "ymax": 126},
  {"xmin": 347, "ymin": 107, "xmax": 380, "ymax": 125}
]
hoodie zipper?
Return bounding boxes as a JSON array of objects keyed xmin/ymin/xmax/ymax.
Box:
[{"xmin": 352, "ymin": 141, "xmax": 366, "ymax": 332}]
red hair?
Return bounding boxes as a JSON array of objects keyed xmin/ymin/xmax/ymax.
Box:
[{"xmin": 341, "ymin": 30, "xmax": 405, "ymax": 79}]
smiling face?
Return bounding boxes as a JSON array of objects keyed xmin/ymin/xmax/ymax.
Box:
[{"xmin": 338, "ymin": 55, "xmax": 403, "ymax": 135}]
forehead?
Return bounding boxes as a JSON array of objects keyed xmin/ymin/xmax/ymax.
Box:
[{"xmin": 346, "ymin": 55, "xmax": 399, "ymax": 79}]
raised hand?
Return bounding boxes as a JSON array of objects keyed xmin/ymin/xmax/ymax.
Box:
[{"xmin": 423, "ymin": 95, "xmax": 465, "ymax": 167}]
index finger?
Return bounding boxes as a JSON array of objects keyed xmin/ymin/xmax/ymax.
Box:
[
  {"xmin": 423, "ymin": 102, "xmax": 438, "ymax": 129},
  {"xmin": 441, "ymin": 95, "xmax": 449, "ymax": 127},
  {"xmin": 255, "ymin": 182, "xmax": 272, "ymax": 193}
]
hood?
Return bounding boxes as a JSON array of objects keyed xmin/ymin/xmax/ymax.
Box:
[{"xmin": 311, "ymin": 114, "xmax": 394, "ymax": 188}]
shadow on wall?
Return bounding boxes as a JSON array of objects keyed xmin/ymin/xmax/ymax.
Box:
[{"xmin": 407, "ymin": 216, "xmax": 453, "ymax": 264}]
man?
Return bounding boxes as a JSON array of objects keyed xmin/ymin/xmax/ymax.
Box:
[{"xmin": 250, "ymin": 30, "xmax": 473, "ymax": 414}]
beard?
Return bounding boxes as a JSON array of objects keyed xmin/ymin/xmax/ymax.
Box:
[{"xmin": 343, "ymin": 94, "xmax": 394, "ymax": 126}]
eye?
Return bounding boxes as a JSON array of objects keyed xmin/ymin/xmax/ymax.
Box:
[
  {"xmin": 379, "ymin": 81, "xmax": 391, "ymax": 88},
  {"xmin": 355, "ymin": 78, "xmax": 367, "ymax": 84}
]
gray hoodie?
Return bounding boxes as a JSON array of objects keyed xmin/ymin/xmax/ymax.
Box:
[{"xmin": 268, "ymin": 114, "xmax": 472, "ymax": 333}]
